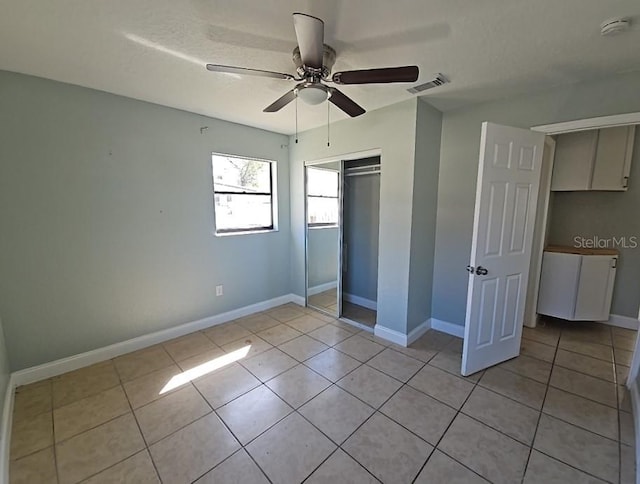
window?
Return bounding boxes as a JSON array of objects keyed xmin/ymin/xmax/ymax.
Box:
[
  {"xmin": 212, "ymin": 154, "xmax": 275, "ymax": 234},
  {"xmin": 307, "ymin": 167, "xmax": 339, "ymax": 227}
]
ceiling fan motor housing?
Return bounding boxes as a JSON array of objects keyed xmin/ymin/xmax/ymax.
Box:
[{"xmin": 293, "ymin": 45, "xmax": 336, "ymax": 80}]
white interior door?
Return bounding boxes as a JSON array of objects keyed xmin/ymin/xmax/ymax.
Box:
[{"xmin": 462, "ymin": 122, "xmax": 545, "ymax": 376}]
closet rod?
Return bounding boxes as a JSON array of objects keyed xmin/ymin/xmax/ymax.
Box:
[
  {"xmin": 344, "ymin": 170, "xmax": 381, "ymax": 177},
  {"xmin": 344, "ymin": 163, "xmax": 381, "ymax": 172}
]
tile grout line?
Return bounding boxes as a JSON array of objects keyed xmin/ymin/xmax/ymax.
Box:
[
  {"xmin": 474, "ymin": 369, "xmax": 546, "ymax": 412},
  {"xmin": 506, "ymin": 343, "xmax": 624, "ymax": 442},
  {"xmin": 50, "ymin": 380, "xmax": 61, "ymax": 484},
  {"xmin": 62, "ymin": 374, "xmax": 162, "ymax": 483},
  {"xmin": 613, "ymin": 330, "xmax": 623, "ymax": 484},
  {"xmin": 500, "ymin": 347, "xmax": 619, "ymax": 386},
  {"xmin": 520, "ymin": 328, "xmax": 561, "ymax": 484},
  {"xmin": 410, "ymin": 351, "xmax": 489, "ymax": 484},
  {"xmin": 74, "ymin": 449, "xmax": 155, "ymax": 484},
  {"xmin": 521, "ymin": 324, "xmax": 626, "ymax": 484},
  {"xmin": 119, "ymin": 365, "xmax": 164, "ymax": 484},
  {"xmin": 532, "ymin": 448, "xmax": 617, "ymax": 483},
  {"xmin": 164, "ymin": 354, "xmax": 274, "ymax": 484},
  {"xmin": 335, "ymin": 356, "xmax": 434, "ymax": 483},
  {"xmin": 546, "ymin": 380, "xmax": 620, "ymax": 411},
  {"xmin": 130, "ymin": 340, "xmax": 230, "ymax": 482},
  {"xmin": 153, "ymin": 334, "xmax": 246, "ymax": 484}
]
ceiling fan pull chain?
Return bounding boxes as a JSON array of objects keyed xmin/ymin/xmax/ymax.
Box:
[
  {"xmin": 295, "ymin": 93, "xmax": 299, "ymax": 144},
  {"xmin": 327, "ymin": 100, "xmax": 330, "ymax": 147}
]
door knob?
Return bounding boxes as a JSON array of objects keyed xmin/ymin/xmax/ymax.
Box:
[
  {"xmin": 475, "ymin": 266, "xmax": 488, "ymax": 276},
  {"xmin": 466, "ymin": 265, "xmax": 475, "ymax": 274}
]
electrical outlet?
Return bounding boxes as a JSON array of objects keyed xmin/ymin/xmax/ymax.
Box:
[{"xmin": 216, "ymin": 285, "xmax": 223, "ymax": 297}]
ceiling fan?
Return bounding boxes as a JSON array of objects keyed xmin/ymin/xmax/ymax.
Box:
[{"xmin": 206, "ymin": 13, "xmax": 419, "ymax": 118}]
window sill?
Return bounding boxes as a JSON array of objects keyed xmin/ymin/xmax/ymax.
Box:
[{"xmin": 214, "ymin": 228, "xmax": 279, "ymax": 237}]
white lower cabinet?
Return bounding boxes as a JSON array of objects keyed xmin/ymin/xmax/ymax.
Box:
[{"xmin": 537, "ymin": 247, "xmax": 618, "ymax": 321}]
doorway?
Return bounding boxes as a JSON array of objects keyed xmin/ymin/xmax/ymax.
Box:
[{"xmin": 462, "ymin": 114, "xmax": 640, "ymax": 376}]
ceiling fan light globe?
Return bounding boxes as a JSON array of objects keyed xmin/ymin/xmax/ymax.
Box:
[{"xmin": 297, "ymin": 85, "xmax": 328, "ymax": 105}]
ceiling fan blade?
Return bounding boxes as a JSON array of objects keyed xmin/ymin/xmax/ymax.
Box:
[
  {"xmin": 263, "ymin": 88, "xmax": 298, "ymax": 112},
  {"xmin": 292, "ymin": 13, "xmax": 324, "ymax": 69},
  {"xmin": 328, "ymin": 88, "xmax": 365, "ymax": 117},
  {"xmin": 206, "ymin": 64, "xmax": 295, "ymax": 80},
  {"xmin": 332, "ymin": 66, "xmax": 419, "ymax": 84}
]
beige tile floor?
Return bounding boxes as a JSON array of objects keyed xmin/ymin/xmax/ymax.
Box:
[
  {"xmin": 308, "ymin": 290, "xmax": 338, "ymax": 315},
  {"xmin": 8, "ymin": 305, "xmax": 637, "ymax": 484},
  {"xmin": 341, "ymin": 301, "xmax": 377, "ymax": 328},
  {"xmin": 308, "ymin": 289, "xmax": 377, "ymax": 328}
]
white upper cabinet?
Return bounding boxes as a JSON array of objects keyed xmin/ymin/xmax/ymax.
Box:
[
  {"xmin": 551, "ymin": 126, "xmax": 635, "ymax": 191},
  {"xmin": 551, "ymin": 130, "xmax": 598, "ymax": 191},
  {"xmin": 591, "ymin": 126, "xmax": 635, "ymax": 190}
]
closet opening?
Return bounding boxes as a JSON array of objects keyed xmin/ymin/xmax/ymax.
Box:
[
  {"xmin": 304, "ymin": 153, "xmax": 381, "ymax": 331},
  {"xmin": 340, "ymin": 157, "xmax": 381, "ymax": 329}
]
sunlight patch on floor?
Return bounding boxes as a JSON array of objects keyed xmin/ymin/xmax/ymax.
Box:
[{"xmin": 159, "ymin": 344, "xmax": 251, "ymax": 394}]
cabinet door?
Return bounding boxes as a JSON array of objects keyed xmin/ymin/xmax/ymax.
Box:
[
  {"xmin": 537, "ymin": 252, "xmax": 581, "ymax": 320},
  {"xmin": 574, "ymin": 256, "xmax": 617, "ymax": 321},
  {"xmin": 551, "ymin": 130, "xmax": 598, "ymax": 191},
  {"xmin": 591, "ymin": 126, "xmax": 635, "ymax": 191}
]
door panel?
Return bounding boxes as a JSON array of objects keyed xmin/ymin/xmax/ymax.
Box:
[
  {"xmin": 509, "ymin": 185, "xmax": 530, "ymax": 253},
  {"xmin": 477, "ymin": 278, "xmax": 499, "ymax": 347},
  {"xmin": 485, "ymin": 183, "xmax": 507, "ymax": 256},
  {"xmin": 574, "ymin": 256, "xmax": 617, "ymax": 321},
  {"xmin": 501, "ymin": 274, "xmax": 521, "ymax": 339},
  {"xmin": 462, "ymin": 122, "xmax": 545, "ymax": 376}
]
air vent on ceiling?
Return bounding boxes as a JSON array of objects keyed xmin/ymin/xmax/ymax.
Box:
[
  {"xmin": 407, "ymin": 73, "xmax": 449, "ymax": 94},
  {"xmin": 600, "ymin": 17, "xmax": 631, "ymax": 36}
]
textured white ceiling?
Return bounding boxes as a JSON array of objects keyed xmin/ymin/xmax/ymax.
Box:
[{"xmin": 1, "ymin": 0, "xmax": 639, "ymax": 134}]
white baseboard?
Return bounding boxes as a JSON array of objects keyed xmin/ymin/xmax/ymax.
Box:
[
  {"xmin": 339, "ymin": 317, "xmax": 374, "ymax": 333},
  {"xmin": 604, "ymin": 314, "xmax": 639, "ymax": 330},
  {"xmin": 343, "ymin": 293, "xmax": 377, "ymax": 311},
  {"xmin": 290, "ymin": 294, "xmax": 306, "ymax": 306},
  {"xmin": 11, "ymin": 293, "xmax": 301, "ymax": 387},
  {"xmin": 374, "ymin": 319, "xmax": 431, "ymax": 347},
  {"xmin": 0, "ymin": 375, "xmax": 15, "ymax": 484},
  {"xmin": 307, "ymin": 282, "xmax": 337, "ymax": 297},
  {"xmin": 407, "ymin": 319, "xmax": 432, "ymax": 345},
  {"xmin": 374, "ymin": 325, "xmax": 408, "ymax": 346},
  {"xmin": 430, "ymin": 318, "xmax": 465, "ymax": 338}
]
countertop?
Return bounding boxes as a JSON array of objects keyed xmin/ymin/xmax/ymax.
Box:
[{"xmin": 545, "ymin": 245, "xmax": 619, "ymax": 256}]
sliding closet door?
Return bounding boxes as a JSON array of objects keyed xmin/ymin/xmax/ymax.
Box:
[{"xmin": 305, "ymin": 161, "xmax": 341, "ymax": 317}]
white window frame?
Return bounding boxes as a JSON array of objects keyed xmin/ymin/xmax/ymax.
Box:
[{"xmin": 211, "ymin": 153, "xmax": 278, "ymax": 236}]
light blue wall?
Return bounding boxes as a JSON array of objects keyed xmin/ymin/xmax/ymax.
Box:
[
  {"xmin": 343, "ymin": 170, "xmax": 380, "ymax": 303},
  {"xmin": 0, "ymin": 71, "xmax": 291, "ymax": 370},
  {"xmin": 290, "ymin": 100, "xmax": 418, "ymax": 334},
  {"xmin": 307, "ymin": 227, "xmax": 339, "ymax": 288},
  {"xmin": 407, "ymin": 100, "xmax": 442, "ymax": 331},
  {"xmin": 432, "ymin": 71, "xmax": 640, "ymax": 326},
  {"xmin": 547, "ymin": 133, "xmax": 640, "ymax": 318}
]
